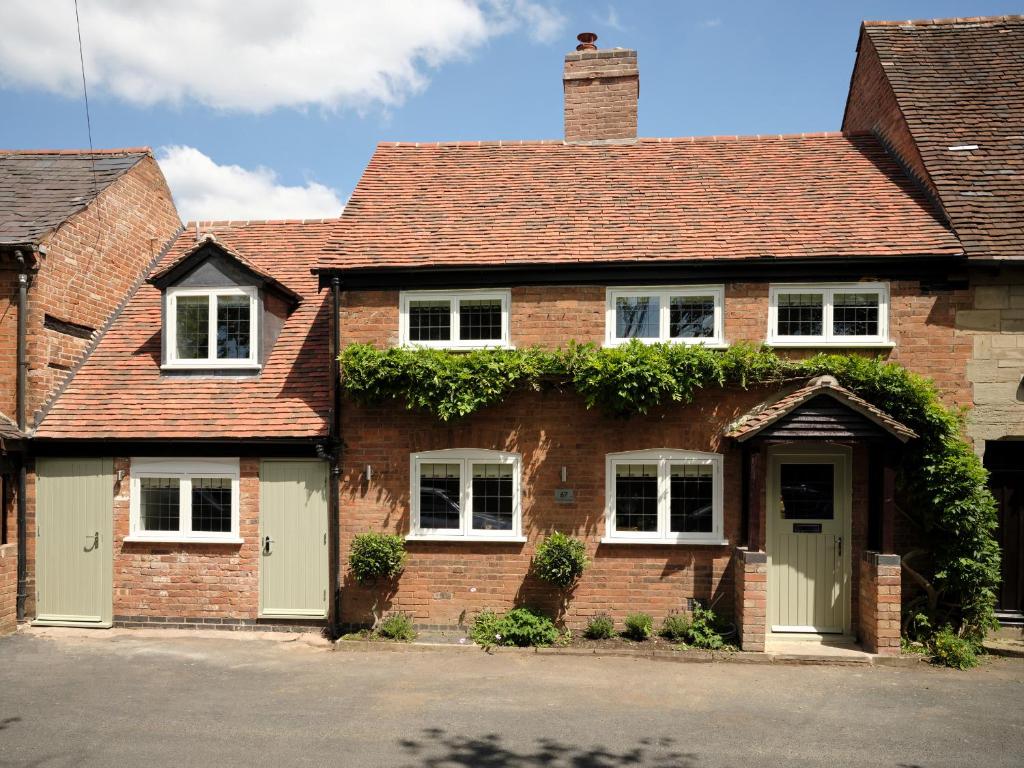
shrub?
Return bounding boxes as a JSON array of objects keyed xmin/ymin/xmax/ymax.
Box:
[
  {"xmin": 497, "ymin": 608, "xmax": 560, "ymax": 647},
  {"xmin": 929, "ymin": 627, "xmax": 980, "ymax": 669},
  {"xmin": 532, "ymin": 532, "xmax": 589, "ymax": 588},
  {"xmin": 469, "ymin": 610, "xmax": 504, "ymax": 648},
  {"xmin": 660, "ymin": 613, "xmax": 691, "ymax": 642},
  {"xmin": 348, "ymin": 532, "xmax": 407, "ymax": 583},
  {"xmin": 376, "ymin": 613, "xmax": 415, "ymax": 641},
  {"xmin": 623, "ymin": 612, "xmax": 653, "ymax": 641},
  {"xmin": 686, "ymin": 602, "xmax": 725, "ymax": 650},
  {"xmin": 584, "ymin": 614, "xmax": 616, "ymax": 640}
]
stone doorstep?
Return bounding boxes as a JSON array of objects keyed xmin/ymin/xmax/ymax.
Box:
[{"xmin": 332, "ymin": 638, "xmax": 926, "ymax": 667}]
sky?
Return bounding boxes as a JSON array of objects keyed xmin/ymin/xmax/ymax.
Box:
[{"xmin": 1, "ymin": 0, "xmax": 1020, "ymax": 222}]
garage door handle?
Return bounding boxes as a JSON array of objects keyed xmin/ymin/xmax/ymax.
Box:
[
  {"xmin": 84, "ymin": 531, "xmax": 98, "ymax": 552},
  {"xmin": 263, "ymin": 535, "xmax": 274, "ymax": 555}
]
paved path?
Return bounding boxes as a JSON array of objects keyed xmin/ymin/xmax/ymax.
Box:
[{"xmin": 1, "ymin": 629, "xmax": 1022, "ymax": 767}]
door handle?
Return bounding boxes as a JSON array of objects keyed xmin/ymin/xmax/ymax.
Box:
[
  {"xmin": 835, "ymin": 535, "xmax": 843, "ymax": 558},
  {"xmin": 263, "ymin": 535, "xmax": 274, "ymax": 555},
  {"xmin": 84, "ymin": 531, "xmax": 99, "ymax": 552}
]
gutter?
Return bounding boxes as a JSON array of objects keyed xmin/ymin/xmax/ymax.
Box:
[{"xmin": 14, "ymin": 249, "xmax": 30, "ymax": 622}]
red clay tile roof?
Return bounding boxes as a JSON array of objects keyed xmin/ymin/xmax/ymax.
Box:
[
  {"xmin": 318, "ymin": 132, "xmax": 961, "ymax": 271},
  {"xmin": 0, "ymin": 148, "xmax": 150, "ymax": 245},
  {"xmin": 0, "ymin": 413, "xmax": 23, "ymax": 442},
  {"xmin": 35, "ymin": 220, "xmax": 335, "ymax": 440},
  {"xmin": 860, "ymin": 16, "xmax": 1024, "ymax": 259},
  {"xmin": 726, "ymin": 375, "xmax": 916, "ymax": 442}
]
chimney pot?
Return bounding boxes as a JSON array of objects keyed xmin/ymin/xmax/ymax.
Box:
[{"xmin": 576, "ymin": 32, "xmax": 598, "ymax": 51}]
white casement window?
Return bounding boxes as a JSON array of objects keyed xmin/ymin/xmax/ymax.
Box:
[
  {"xmin": 165, "ymin": 286, "xmax": 259, "ymax": 369},
  {"xmin": 605, "ymin": 286, "xmax": 725, "ymax": 346},
  {"xmin": 409, "ymin": 449, "xmax": 524, "ymax": 541},
  {"xmin": 399, "ymin": 290, "xmax": 511, "ymax": 349},
  {"xmin": 604, "ymin": 450, "xmax": 726, "ymax": 545},
  {"xmin": 768, "ymin": 283, "xmax": 891, "ymax": 347},
  {"xmin": 127, "ymin": 458, "xmax": 242, "ymax": 543}
]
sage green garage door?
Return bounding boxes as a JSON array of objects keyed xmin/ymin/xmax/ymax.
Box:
[
  {"xmin": 259, "ymin": 460, "xmax": 329, "ymax": 619},
  {"xmin": 35, "ymin": 458, "xmax": 113, "ymax": 627}
]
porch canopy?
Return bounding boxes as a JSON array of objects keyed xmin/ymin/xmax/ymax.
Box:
[{"xmin": 726, "ymin": 375, "xmax": 916, "ymax": 553}]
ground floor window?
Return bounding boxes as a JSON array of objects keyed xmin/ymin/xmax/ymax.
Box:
[
  {"xmin": 604, "ymin": 450, "xmax": 724, "ymax": 544},
  {"xmin": 409, "ymin": 449, "xmax": 522, "ymax": 540},
  {"xmin": 128, "ymin": 458, "xmax": 241, "ymax": 543}
]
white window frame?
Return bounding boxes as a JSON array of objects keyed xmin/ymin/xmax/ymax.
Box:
[
  {"xmin": 767, "ymin": 282, "xmax": 892, "ymax": 347},
  {"xmin": 165, "ymin": 286, "xmax": 260, "ymax": 369},
  {"xmin": 399, "ymin": 289, "xmax": 512, "ymax": 350},
  {"xmin": 409, "ymin": 449, "xmax": 525, "ymax": 542},
  {"xmin": 126, "ymin": 457, "xmax": 242, "ymax": 544},
  {"xmin": 605, "ymin": 286, "xmax": 725, "ymax": 347},
  {"xmin": 603, "ymin": 450, "xmax": 726, "ymax": 545}
]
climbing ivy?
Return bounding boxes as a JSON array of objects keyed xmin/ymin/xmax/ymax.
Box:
[{"xmin": 339, "ymin": 340, "xmax": 1000, "ymax": 641}]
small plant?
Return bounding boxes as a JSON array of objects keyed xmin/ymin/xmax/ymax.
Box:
[
  {"xmin": 532, "ymin": 532, "xmax": 589, "ymax": 588},
  {"xmin": 929, "ymin": 627, "xmax": 980, "ymax": 669},
  {"xmin": 498, "ymin": 607, "xmax": 560, "ymax": 647},
  {"xmin": 469, "ymin": 610, "xmax": 504, "ymax": 648},
  {"xmin": 660, "ymin": 613, "xmax": 691, "ymax": 642},
  {"xmin": 376, "ymin": 612, "xmax": 416, "ymax": 641},
  {"xmin": 686, "ymin": 601, "xmax": 725, "ymax": 650},
  {"xmin": 901, "ymin": 636, "xmax": 929, "ymax": 655},
  {"xmin": 623, "ymin": 612, "xmax": 653, "ymax": 641},
  {"xmin": 349, "ymin": 532, "xmax": 407, "ymax": 583},
  {"xmin": 584, "ymin": 614, "xmax": 616, "ymax": 640}
]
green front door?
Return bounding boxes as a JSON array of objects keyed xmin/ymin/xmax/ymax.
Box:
[
  {"xmin": 35, "ymin": 458, "xmax": 113, "ymax": 627},
  {"xmin": 259, "ymin": 460, "xmax": 329, "ymax": 619}
]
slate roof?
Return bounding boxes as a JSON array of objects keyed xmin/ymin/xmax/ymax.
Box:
[
  {"xmin": 859, "ymin": 16, "xmax": 1024, "ymax": 259},
  {"xmin": 35, "ymin": 220, "xmax": 334, "ymax": 440},
  {"xmin": 318, "ymin": 132, "xmax": 961, "ymax": 271},
  {"xmin": 726, "ymin": 375, "xmax": 916, "ymax": 443},
  {"xmin": 0, "ymin": 149, "xmax": 150, "ymax": 245}
]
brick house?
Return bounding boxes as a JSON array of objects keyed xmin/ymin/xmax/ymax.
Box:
[
  {"xmin": 17, "ymin": 18, "xmax": 1020, "ymax": 651},
  {"xmin": 0, "ymin": 149, "xmax": 181, "ymax": 632},
  {"xmin": 843, "ymin": 15, "xmax": 1024, "ymax": 625}
]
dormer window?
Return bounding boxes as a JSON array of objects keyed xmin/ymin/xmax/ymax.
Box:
[{"xmin": 166, "ymin": 286, "xmax": 259, "ymax": 369}]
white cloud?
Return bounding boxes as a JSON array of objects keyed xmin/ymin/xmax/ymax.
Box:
[
  {"xmin": 699, "ymin": 18, "xmax": 723, "ymax": 29},
  {"xmin": 596, "ymin": 5, "xmax": 626, "ymax": 33},
  {"xmin": 157, "ymin": 146, "xmax": 343, "ymax": 221},
  {"xmin": 0, "ymin": 0, "xmax": 566, "ymax": 113}
]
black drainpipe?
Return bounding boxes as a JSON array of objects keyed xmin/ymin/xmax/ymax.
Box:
[
  {"xmin": 329, "ymin": 277, "xmax": 343, "ymax": 634},
  {"xmin": 15, "ymin": 249, "xmax": 29, "ymax": 622}
]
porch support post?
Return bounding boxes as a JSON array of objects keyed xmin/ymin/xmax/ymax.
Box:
[
  {"xmin": 881, "ymin": 450, "xmax": 897, "ymax": 554},
  {"xmin": 747, "ymin": 445, "xmax": 766, "ymax": 551}
]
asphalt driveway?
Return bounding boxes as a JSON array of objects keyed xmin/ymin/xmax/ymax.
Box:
[{"xmin": 1, "ymin": 629, "xmax": 1022, "ymax": 768}]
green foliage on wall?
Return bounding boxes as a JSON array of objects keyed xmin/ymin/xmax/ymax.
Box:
[{"xmin": 339, "ymin": 340, "xmax": 1000, "ymax": 640}]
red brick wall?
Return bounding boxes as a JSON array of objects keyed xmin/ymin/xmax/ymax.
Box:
[
  {"xmin": 563, "ymin": 48, "xmax": 638, "ymax": 143},
  {"xmin": 0, "ymin": 543, "xmax": 16, "ymax": 636},
  {"xmin": 733, "ymin": 548, "xmax": 767, "ymax": 651},
  {"xmin": 112, "ymin": 457, "xmax": 260, "ymax": 622},
  {"xmin": 843, "ymin": 36, "xmax": 938, "ymax": 202},
  {"xmin": 19, "ymin": 155, "xmax": 181, "ymax": 425},
  {"xmin": 859, "ymin": 552, "xmax": 902, "ymax": 655},
  {"xmin": 0, "ymin": 271, "xmax": 17, "ymax": 421}
]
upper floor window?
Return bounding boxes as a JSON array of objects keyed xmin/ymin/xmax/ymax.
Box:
[
  {"xmin": 767, "ymin": 283, "xmax": 890, "ymax": 346},
  {"xmin": 409, "ymin": 449, "xmax": 524, "ymax": 541},
  {"xmin": 604, "ymin": 450, "xmax": 725, "ymax": 545},
  {"xmin": 399, "ymin": 290, "xmax": 511, "ymax": 349},
  {"xmin": 166, "ymin": 286, "xmax": 259, "ymax": 369},
  {"xmin": 605, "ymin": 286, "xmax": 725, "ymax": 346}
]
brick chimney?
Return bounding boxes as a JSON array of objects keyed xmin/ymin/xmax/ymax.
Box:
[{"xmin": 563, "ymin": 32, "xmax": 638, "ymax": 144}]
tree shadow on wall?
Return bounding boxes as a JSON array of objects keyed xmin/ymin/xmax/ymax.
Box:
[{"xmin": 397, "ymin": 729, "xmax": 700, "ymax": 768}]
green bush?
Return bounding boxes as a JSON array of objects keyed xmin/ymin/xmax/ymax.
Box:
[
  {"xmin": 929, "ymin": 626, "xmax": 980, "ymax": 669},
  {"xmin": 584, "ymin": 614, "xmax": 616, "ymax": 640},
  {"xmin": 376, "ymin": 613, "xmax": 415, "ymax": 641},
  {"xmin": 623, "ymin": 613, "xmax": 653, "ymax": 641},
  {"xmin": 686, "ymin": 602, "xmax": 725, "ymax": 650},
  {"xmin": 348, "ymin": 532, "xmax": 407, "ymax": 583},
  {"xmin": 469, "ymin": 610, "xmax": 504, "ymax": 648},
  {"xmin": 660, "ymin": 613, "xmax": 691, "ymax": 642},
  {"xmin": 469, "ymin": 607, "xmax": 560, "ymax": 648},
  {"xmin": 532, "ymin": 532, "xmax": 589, "ymax": 588}
]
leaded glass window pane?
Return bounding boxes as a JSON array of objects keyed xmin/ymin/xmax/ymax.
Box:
[
  {"xmin": 140, "ymin": 477, "xmax": 180, "ymax": 532},
  {"xmin": 216, "ymin": 295, "xmax": 251, "ymax": 359},
  {"xmin": 459, "ymin": 299, "xmax": 502, "ymax": 341},
  {"xmin": 615, "ymin": 296, "xmax": 660, "ymax": 339},
  {"xmin": 175, "ymin": 296, "xmax": 209, "ymax": 359},
  {"xmin": 777, "ymin": 293, "xmax": 823, "ymax": 336},
  {"xmin": 669, "ymin": 296, "xmax": 715, "ymax": 339},
  {"xmin": 191, "ymin": 477, "xmax": 232, "ymax": 533},
  {"xmin": 832, "ymin": 292, "xmax": 879, "ymax": 337},
  {"xmin": 780, "ymin": 464, "xmax": 834, "ymax": 520},
  {"xmin": 670, "ymin": 464, "xmax": 713, "ymax": 533},
  {"xmin": 409, "ymin": 301, "xmax": 451, "ymax": 342},
  {"xmin": 471, "ymin": 463, "xmax": 513, "ymax": 531},
  {"xmin": 419, "ymin": 462, "xmax": 461, "ymax": 530},
  {"xmin": 614, "ymin": 463, "xmax": 658, "ymax": 532}
]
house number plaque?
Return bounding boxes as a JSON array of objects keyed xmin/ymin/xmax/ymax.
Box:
[{"xmin": 554, "ymin": 488, "xmax": 575, "ymax": 503}]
